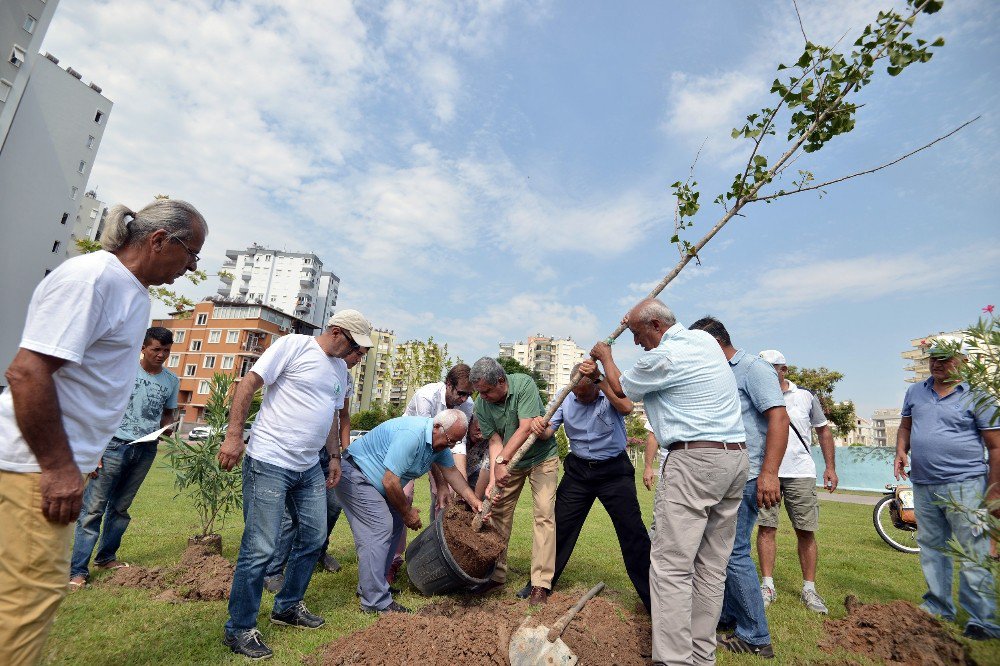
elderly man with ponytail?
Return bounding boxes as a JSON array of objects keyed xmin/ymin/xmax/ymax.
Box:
[{"xmin": 0, "ymin": 199, "xmax": 207, "ymax": 665}]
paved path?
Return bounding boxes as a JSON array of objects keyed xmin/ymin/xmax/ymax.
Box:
[{"xmin": 819, "ymin": 492, "xmax": 879, "ymax": 506}]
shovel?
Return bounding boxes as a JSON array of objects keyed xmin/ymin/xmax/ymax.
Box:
[{"xmin": 509, "ymin": 582, "xmax": 605, "ymax": 666}]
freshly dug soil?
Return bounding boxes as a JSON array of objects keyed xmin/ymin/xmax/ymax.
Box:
[
  {"xmin": 441, "ymin": 502, "xmax": 506, "ymax": 579},
  {"xmin": 102, "ymin": 542, "xmax": 234, "ymax": 601},
  {"xmin": 315, "ymin": 590, "xmax": 652, "ymax": 666},
  {"xmin": 819, "ymin": 595, "xmax": 976, "ymax": 665}
]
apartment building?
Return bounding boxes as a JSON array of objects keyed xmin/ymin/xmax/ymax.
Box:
[
  {"xmin": 0, "ymin": 0, "xmax": 59, "ymax": 142},
  {"xmin": 349, "ymin": 328, "xmax": 395, "ymax": 412},
  {"xmin": 834, "ymin": 417, "xmax": 875, "ymax": 447},
  {"xmin": 499, "ymin": 335, "xmax": 587, "ymax": 393},
  {"xmin": 216, "ymin": 244, "xmax": 339, "ymax": 330},
  {"xmin": 67, "ymin": 189, "xmax": 108, "ymax": 255},
  {"xmin": 902, "ymin": 329, "xmax": 970, "ymax": 384},
  {"xmin": 151, "ymin": 298, "xmax": 318, "ymax": 424},
  {"xmin": 871, "ymin": 408, "xmax": 902, "ymax": 448}
]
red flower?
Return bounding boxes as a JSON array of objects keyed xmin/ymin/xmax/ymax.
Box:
[{"xmin": 984, "ymin": 304, "xmax": 995, "ymax": 314}]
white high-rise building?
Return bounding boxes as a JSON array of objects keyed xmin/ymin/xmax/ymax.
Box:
[
  {"xmin": 499, "ymin": 335, "xmax": 587, "ymax": 393},
  {"xmin": 1, "ymin": 2, "xmax": 113, "ymax": 386},
  {"xmin": 68, "ymin": 189, "xmax": 108, "ymax": 255},
  {"xmin": 216, "ymin": 245, "xmax": 340, "ymax": 330}
]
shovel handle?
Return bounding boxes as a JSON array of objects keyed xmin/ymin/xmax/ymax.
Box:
[{"xmin": 546, "ymin": 582, "xmax": 605, "ymax": 642}]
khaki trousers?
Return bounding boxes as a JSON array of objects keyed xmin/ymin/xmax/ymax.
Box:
[
  {"xmin": 650, "ymin": 449, "xmax": 748, "ymax": 666},
  {"xmin": 0, "ymin": 470, "xmax": 76, "ymax": 666},
  {"xmin": 489, "ymin": 456, "xmax": 558, "ymax": 588}
]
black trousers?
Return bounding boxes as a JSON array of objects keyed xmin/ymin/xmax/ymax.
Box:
[{"xmin": 553, "ymin": 452, "xmax": 651, "ymax": 611}]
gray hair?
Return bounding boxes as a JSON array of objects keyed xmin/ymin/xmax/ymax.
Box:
[
  {"xmin": 101, "ymin": 199, "xmax": 207, "ymax": 252},
  {"xmin": 470, "ymin": 357, "xmax": 507, "ymax": 387},
  {"xmin": 633, "ymin": 298, "xmax": 677, "ymax": 327},
  {"xmin": 434, "ymin": 408, "xmax": 469, "ymax": 433}
]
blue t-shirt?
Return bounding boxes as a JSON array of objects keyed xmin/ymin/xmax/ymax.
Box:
[
  {"xmin": 549, "ymin": 392, "xmax": 627, "ymax": 461},
  {"xmin": 346, "ymin": 416, "xmax": 454, "ymax": 496},
  {"xmin": 728, "ymin": 349, "xmax": 786, "ymax": 480},
  {"xmin": 902, "ymin": 378, "xmax": 998, "ymax": 485},
  {"xmin": 115, "ymin": 366, "xmax": 179, "ymax": 441}
]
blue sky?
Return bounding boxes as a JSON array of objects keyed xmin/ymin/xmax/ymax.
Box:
[{"xmin": 42, "ymin": 0, "xmax": 998, "ymax": 418}]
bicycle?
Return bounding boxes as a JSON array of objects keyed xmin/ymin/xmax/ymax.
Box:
[{"xmin": 873, "ymin": 484, "xmax": 920, "ymax": 554}]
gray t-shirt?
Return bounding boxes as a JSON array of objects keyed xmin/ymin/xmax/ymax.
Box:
[{"xmin": 115, "ymin": 367, "xmax": 179, "ymax": 441}]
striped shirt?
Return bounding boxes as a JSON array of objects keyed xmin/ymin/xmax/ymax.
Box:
[{"xmin": 621, "ymin": 323, "xmax": 745, "ymax": 448}]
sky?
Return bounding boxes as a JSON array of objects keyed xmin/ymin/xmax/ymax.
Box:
[{"xmin": 40, "ymin": 0, "xmax": 999, "ymax": 418}]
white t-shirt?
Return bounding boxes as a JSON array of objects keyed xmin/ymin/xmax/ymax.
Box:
[
  {"xmin": 0, "ymin": 251, "xmax": 150, "ymax": 473},
  {"xmin": 403, "ymin": 382, "xmax": 474, "ymax": 454},
  {"xmin": 247, "ymin": 334, "xmax": 347, "ymax": 472},
  {"xmin": 777, "ymin": 380, "xmax": 828, "ymax": 478}
]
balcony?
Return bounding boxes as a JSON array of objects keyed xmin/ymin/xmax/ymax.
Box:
[
  {"xmin": 221, "ymin": 260, "xmax": 237, "ymax": 269},
  {"xmin": 241, "ymin": 270, "xmax": 252, "ymax": 281},
  {"xmin": 300, "ymin": 277, "xmax": 314, "ymax": 288},
  {"xmin": 241, "ymin": 340, "xmax": 265, "ymax": 355},
  {"xmin": 216, "ymin": 285, "xmax": 229, "ymax": 296},
  {"xmin": 238, "ymin": 284, "xmax": 248, "ymax": 294},
  {"xmin": 219, "ymin": 272, "xmax": 233, "ymax": 284}
]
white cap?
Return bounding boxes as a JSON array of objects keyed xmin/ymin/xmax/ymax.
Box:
[
  {"xmin": 759, "ymin": 349, "xmax": 786, "ymax": 365},
  {"xmin": 327, "ymin": 309, "xmax": 373, "ymax": 347}
]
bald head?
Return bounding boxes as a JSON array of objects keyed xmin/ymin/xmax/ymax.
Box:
[{"xmin": 627, "ymin": 298, "xmax": 677, "ymax": 351}]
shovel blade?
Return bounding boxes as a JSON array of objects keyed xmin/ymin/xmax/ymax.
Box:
[{"xmin": 509, "ymin": 626, "xmax": 578, "ymax": 666}]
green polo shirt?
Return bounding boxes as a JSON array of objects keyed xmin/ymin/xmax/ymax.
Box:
[{"xmin": 474, "ymin": 373, "xmax": 557, "ymax": 470}]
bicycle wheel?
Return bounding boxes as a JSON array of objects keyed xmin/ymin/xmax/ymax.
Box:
[{"xmin": 873, "ymin": 496, "xmax": 920, "ymax": 554}]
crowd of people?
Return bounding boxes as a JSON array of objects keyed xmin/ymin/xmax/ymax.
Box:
[{"xmin": 0, "ymin": 198, "xmax": 996, "ymax": 666}]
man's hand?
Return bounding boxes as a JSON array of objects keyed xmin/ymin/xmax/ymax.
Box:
[
  {"xmin": 40, "ymin": 464, "xmax": 84, "ymax": 524},
  {"xmin": 894, "ymin": 452, "xmax": 909, "ymax": 481},
  {"xmin": 404, "ymin": 507, "xmax": 422, "ymax": 531},
  {"xmin": 823, "ymin": 468, "xmax": 839, "ymax": 493},
  {"xmin": 756, "ymin": 472, "xmax": 781, "ymax": 509},
  {"xmin": 589, "ymin": 342, "xmax": 613, "ymax": 365},
  {"xmin": 435, "ymin": 489, "xmax": 452, "ymax": 512},
  {"xmin": 467, "ymin": 496, "xmax": 484, "ymax": 514},
  {"xmin": 643, "ymin": 465, "xmax": 656, "ymax": 491},
  {"xmin": 88, "ymin": 457, "xmax": 104, "ymax": 480},
  {"xmin": 494, "ymin": 462, "xmax": 511, "ymax": 487},
  {"xmin": 579, "ymin": 359, "xmax": 601, "ymax": 382},
  {"xmin": 529, "ymin": 417, "xmax": 549, "ymax": 437},
  {"xmin": 326, "ymin": 459, "xmax": 342, "ymax": 488},
  {"xmin": 217, "ymin": 433, "xmax": 246, "ymax": 471}
]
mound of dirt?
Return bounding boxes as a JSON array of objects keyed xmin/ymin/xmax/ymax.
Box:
[
  {"xmin": 441, "ymin": 502, "xmax": 506, "ymax": 579},
  {"xmin": 102, "ymin": 543, "xmax": 234, "ymax": 601},
  {"xmin": 819, "ymin": 595, "xmax": 976, "ymax": 665},
  {"xmin": 315, "ymin": 591, "xmax": 651, "ymax": 666}
]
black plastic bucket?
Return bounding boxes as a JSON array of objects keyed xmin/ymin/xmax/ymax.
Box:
[{"xmin": 404, "ymin": 512, "xmax": 495, "ymax": 595}]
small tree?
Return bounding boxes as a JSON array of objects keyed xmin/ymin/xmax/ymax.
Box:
[
  {"xmin": 163, "ymin": 373, "xmax": 243, "ymax": 542},
  {"xmin": 497, "ymin": 356, "xmax": 549, "ymax": 405},
  {"xmin": 786, "ymin": 365, "xmax": 857, "ymax": 437}
]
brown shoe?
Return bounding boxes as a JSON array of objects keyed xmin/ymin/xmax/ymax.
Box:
[{"xmin": 528, "ymin": 586, "xmax": 549, "ymax": 606}]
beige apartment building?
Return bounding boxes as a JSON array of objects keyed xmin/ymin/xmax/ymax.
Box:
[
  {"xmin": 349, "ymin": 328, "xmax": 395, "ymax": 412},
  {"xmin": 499, "ymin": 335, "xmax": 587, "ymax": 393},
  {"xmin": 902, "ymin": 329, "xmax": 966, "ymax": 384},
  {"xmin": 871, "ymin": 408, "xmax": 902, "ymax": 447}
]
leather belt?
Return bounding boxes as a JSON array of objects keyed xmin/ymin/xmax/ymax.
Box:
[{"xmin": 667, "ymin": 441, "xmax": 746, "ymax": 452}]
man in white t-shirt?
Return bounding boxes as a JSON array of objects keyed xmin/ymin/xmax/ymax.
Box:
[
  {"xmin": 756, "ymin": 350, "xmax": 839, "ymax": 615},
  {"xmin": 218, "ymin": 309, "xmax": 372, "ymax": 661},
  {"xmin": 0, "ymin": 199, "xmax": 207, "ymax": 666}
]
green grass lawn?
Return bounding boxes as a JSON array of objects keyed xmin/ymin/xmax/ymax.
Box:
[{"xmin": 44, "ymin": 455, "xmax": 1000, "ymax": 664}]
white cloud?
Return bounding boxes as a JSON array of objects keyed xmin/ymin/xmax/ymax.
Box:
[{"xmin": 664, "ymin": 71, "xmax": 759, "ymax": 139}]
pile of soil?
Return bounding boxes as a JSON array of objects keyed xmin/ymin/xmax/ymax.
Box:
[
  {"xmin": 819, "ymin": 595, "xmax": 976, "ymax": 665},
  {"xmin": 441, "ymin": 502, "xmax": 506, "ymax": 579},
  {"xmin": 315, "ymin": 591, "xmax": 651, "ymax": 665},
  {"xmin": 101, "ymin": 543, "xmax": 234, "ymax": 601}
]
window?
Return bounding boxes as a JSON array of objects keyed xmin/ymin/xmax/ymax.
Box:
[
  {"xmin": 174, "ymin": 330, "xmax": 186, "ymax": 343},
  {"xmin": 190, "ymin": 340, "xmax": 202, "ymax": 352},
  {"xmin": 184, "ymin": 364, "xmax": 196, "ymax": 377},
  {"xmin": 89, "ymin": 209, "xmax": 98, "ymax": 219},
  {"xmin": 221, "ymin": 355, "xmax": 234, "ymax": 370},
  {"xmin": 9, "ymin": 46, "xmax": 26, "ymax": 68},
  {"xmin": 87, "ymin": 135, "xmax": 95, "ymax": 149},
  {"xmin": 198, "ymin": 380, "xmax": 210, "ymax": 395},
  {"xmin": 70, "ymin": 186, "xmax": 78, "ymax": 200},
  {"xmin": 195, "ymin": 313, "xmax": 208, "ymax": 326},
  {"xmin": 23, "ymin": 15, "xmax": 37, "ymax": 33},
  {"xmin": 208, "ymin": 330, "xmax": 221, "ymax": 343},
  {"xmin": 203, "ymin": 356, "xmax": 216, "ymax": 369},
  {"xmin": 77, "ymin": 161, "xmax": 86, "ymax": 174},
  {"xmin": 226, "ymin": 330, "xmax": 239, "ymax": 343},
  {"xmin": 0, "ymin": 79, "xmax": 11, "ymax": 103},
  {"xmin": 94, "ymin": 109, "xmax": 104, "ymax": 124},
  {"xmin": 51, "ymin": 240, "xmax": 60, "ymax": 253},
  {"xmin": 167, "ymin": 354, "xmax": 179, "ymax": 368},
  {"xmin": 60, "ymin": 213, "xmax": 68, "ymax": 224}
]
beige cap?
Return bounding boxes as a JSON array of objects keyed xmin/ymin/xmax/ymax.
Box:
[
  {"xmin": 759, "ymin": 349, "xmax": 786, "ymax": 365},
  {"xmin": 327, "ymin": 309, "xmax": 373, "ymax": 347}
]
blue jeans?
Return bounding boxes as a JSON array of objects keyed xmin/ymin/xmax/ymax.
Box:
[
  {"xmin": 913, "ymin": 476, "xmax": 1000, "ymax": 636},
  {"xmin": 70, "ymin": 440, "xmax": 158, "ymax": 579},
  {"xmin": 718, "ymin": 478, "xmax": 771, "ymax": 646},
  {"xmin": 335, "ymin": 459, "xmax": 404, "ymax": 611},
  {"xmin": 265, "ymin": 449, "xmax": 343, "ymax": 578},
  {"xmin": 225, "ymin": 456, "xmax": 326, "ymax": 634}
]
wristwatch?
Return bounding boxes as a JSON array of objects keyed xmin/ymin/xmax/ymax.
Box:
[{"xmin": 495, "ymin": 454, "xmax": 510, "ymax": 466}]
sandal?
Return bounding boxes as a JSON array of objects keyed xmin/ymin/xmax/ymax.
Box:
[
  {"xmin": 68, "ymin": 579, "xmax": 88, "ymax": 592},
  {"xmin": 96, "ymin": 561, "xmax": 131, "ymax": 570}
]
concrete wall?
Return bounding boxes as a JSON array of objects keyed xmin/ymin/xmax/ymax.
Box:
[{"xmin": 0, "ymin": 0, "xmax": 59, "ymax": 144}]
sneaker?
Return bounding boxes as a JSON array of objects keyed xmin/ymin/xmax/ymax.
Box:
[
  {"xmin": 263, "ymin": 575, "xmax": 284, "ymax": 594},
  {"xmin": 761, "ymin": 584, "xmax": 777, "ymax": 608},
  {"xmin": 718, "ymin": 634, "xmax": 775, "ymax": 659},
  {"xmin": 223, "ymin": 628, "xmax": 273, "ymax": 660},
  {"xmin": 515, "ymin": 582, "xmax": 532, "ymax": 600},
  {"xmin": 801, "ymin": 588, "xmax": 829, "ymax": 614},
  {"xmin": 270, "ymin": 601, "xmax": 325, "ymax": 629},
  {"xmin": 319, "ymin": 553, "xmax": 341, "ymax": 573},
  {"xmin": 362, "ymin": 600, "xmax": 410, "ymax": 614}
]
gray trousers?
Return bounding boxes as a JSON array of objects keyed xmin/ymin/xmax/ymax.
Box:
[
  {"xmin": 650, "ymin": 448, "xmax": 748, "ymax": 665},
  {"xmin": 335, "ymin": 461, "xmax": 404, "ymax": 611}
]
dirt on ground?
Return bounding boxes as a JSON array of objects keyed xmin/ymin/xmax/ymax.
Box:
[
  {"xmin": 441, "ymin": 502, "xmax": 506, "ymax": 579},
  {"xmin": 101, "ymin": 542, "xmax": 234, "ymax": 601},
  {"xmin": 315, "ymin": 590, "xmax": 652, "ymax": 666},
  {"xmin": 819, "ymin": 595, "xmax": 976, "ymax": 665}
]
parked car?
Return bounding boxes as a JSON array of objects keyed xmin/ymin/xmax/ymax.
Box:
[
  {"xmin": 349, "ymin": 429, "xmax": 368, "ymax": 443},
  {"xmin": 188, "ymin": 422, "xmax": 253, "ymax": 443}
]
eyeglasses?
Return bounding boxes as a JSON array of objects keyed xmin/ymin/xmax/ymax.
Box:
[
  {"xmin": 449, "ymin": 383, "xmax": 473, "ymax": 399},
  {"xmin": 341, "ymin": 329, "xmax": 361, "ymax": 354},
  {"xmin": 170, "ymin": 236, "xmax": 200, "ymax": 263}
]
